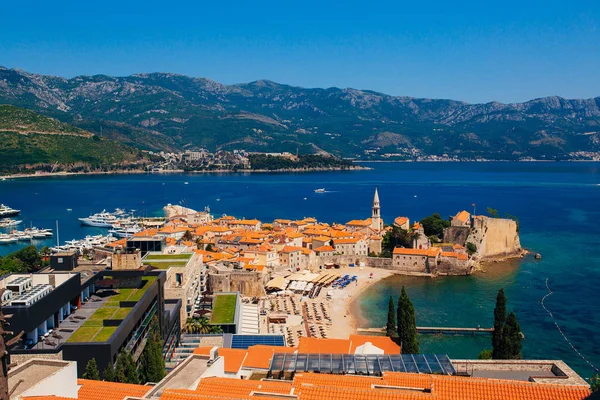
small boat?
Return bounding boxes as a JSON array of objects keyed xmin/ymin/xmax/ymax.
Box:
[
  {"xmin": 314, "ymin": 188, "xmax": 326, "ymax": 193},
  {"xmin": 184, "ymin": 182, "xmax": 189, "ymax": 185}
]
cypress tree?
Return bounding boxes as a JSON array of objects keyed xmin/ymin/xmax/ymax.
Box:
[
  {"xmin": 139, "ymin": 317, "xmax": 165, "ymax": 383},
  {"xmin": 123, "ymin": 351, "xmax": 140, "ymax": 384},
  {"xmin": 103, "ymin": 363, "xmax": 115, "ymax": 382},
  {"xmin": 82, "ymin": 358, "xmax": 100, "ymax": 380},
  {"xmin": 492, "ymin": 288, "xmax": 507, "ymax": 359},
  {"xmin": 503, "ymin": 312, "xmax": 523, "ymax": 359},
  {"xmin": 397, "ymin": 287, "xmax": 419, "ymax": 354},
  {"xmin": 386, "ymin": 296, "xmax": 397, "ymax": 337},
  {"xmin": 114, "ymin": 353, "xmax": 127, "ymax": 383}
]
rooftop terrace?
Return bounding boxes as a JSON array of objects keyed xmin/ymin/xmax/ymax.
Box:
[
  {"xmin": 143, "ymin": 253, "xmax": 192, "ymax": 269},
  {"xmin": 67, "ymin": 276, "xmax": 157, "ymax": 343}
]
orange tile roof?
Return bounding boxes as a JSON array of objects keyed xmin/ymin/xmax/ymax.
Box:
[
  {"xmin": 454, "ymin": 210, "xmax": 471, "ymax": 222},
  {"xmin": 133, "ymin": 228, "xmax": 159, "ymax": 237},
  {"xmin": 441, "ymin": 251, "xmax": 469, "ymax": 260},
  {"xmin": 242, "ymin": 345, "xmax": 298, "ymax": 369},
  {"xmin": 346, "ymin": 219, "xmax": 372, "ymax": 227},
  {"xmin": 193, "ymin": 346, "xmax": 213, "ymax": 356},
  {"xmin": 297, "ymin": 337, "xmax": 351, "ymax": 354},
  {"xmin": 348, "ymin": 334, "xmax": 401, "ymax": 354},
  {"xmin": 75, "ymin": 379, "xmax": 149, "ymax": 400},
  {"xmin": 195, "ymin": 377, "xmax": 293, "ymax": 397},
  {"xmin": 217, "ymin": 348, "xmax": 248, "ymax": 373},
  {"xmin": 413, "ymin": 222, "xmax": 422, "ymax": 230},
  {"xmin": 314, "ymin": 245, "xmax": 334, "ymax": 252},
  {"xmin": 393, "ymin": 247, "xmax": 440, "ymax": 257},
  {"xmin": 281, "ymin": 245, "xmax": 304, "ymax": 253},
  {"xmin": 105, "ymin": 238, "xmax": 127, "ymax": 248},
  {"xmin": 333, "ymin": 238, "xmax": 361, "ymax": 244},
  {"xmin": 394, "ymin": 216, "xmax": 409, "ymax": 226}
]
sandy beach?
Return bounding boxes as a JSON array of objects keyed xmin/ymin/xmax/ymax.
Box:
[{"xmin": 327, "ymin": 266, "xmax": 392, "ymax": 339}]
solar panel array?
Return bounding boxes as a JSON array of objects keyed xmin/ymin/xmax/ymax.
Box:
[
  {"xmin": 268, "ymin": 353, "xmax": 455, "ymax": 378},
  {"xmin": 9, "ymin": 284, "xmax": 53, "ymax": 307},
  {"xmin": 230, "ymin": 335, "xmax": 285, "ymax": 349}
]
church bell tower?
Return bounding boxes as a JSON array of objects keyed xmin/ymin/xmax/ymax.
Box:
[{"xmin": 371, "ymin": 188, "xmax": 383, "ymax": 231}]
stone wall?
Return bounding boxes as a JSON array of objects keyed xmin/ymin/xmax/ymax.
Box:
[
  {"xmin": 468, "ymin": 216, "xmax": 522, "ymax": 260},
  {"xmin": 316, "ymin": 255, "xmax": 392, "ymax": 269},
  {"xmin": 208, "ymin": 271, "xmax": 265, "ymax": 297},
  {"xmin": 443, "ymin": 226, "xmax": 471, "ymax": 246},
  {"xmin": 434, "ymin": 257, "xmax": 473, "ymax": 275},
  {"xmin": 11, "ymin": 351, "xmax": 64, "ymax": 366}
]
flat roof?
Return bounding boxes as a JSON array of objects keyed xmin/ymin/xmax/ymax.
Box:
[
  {"xmin": 145, "ymin": 355, "xmax": 210, "ymax": 399},
  {"xmin": 8, "ymin": 359, "xmax": 71, "ymax": 398}
]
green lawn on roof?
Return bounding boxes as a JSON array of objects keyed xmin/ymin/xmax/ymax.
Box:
[
  {"xmin": 146, "ymin": 261, "xmax": 187, "ymax": 269},
  {"xmin": 210, "ymin": 294, "xmax": 237, "ymax": 324},
  {"xmin": 67, "ymin": 326, "xmax": 100, "ymax": 343},
  {"xmin": 87, "ymin": 307, "xmax": 118, "ymax": 323},
  {"xmin": 112, "ymin": 307, "xmax": 132, "ymax": 320},
  {"xmin": 144, "ymin": 254, "xmax": 192, "ymax": 261},
  {"xmin": 93, "ymin": 326, "xmax": 118, "ymax": 342}
]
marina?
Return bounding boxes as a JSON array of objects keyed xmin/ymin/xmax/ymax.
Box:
[{"xmin": 0, "ymin": 228, "xmax": 53, "ymax": 244}]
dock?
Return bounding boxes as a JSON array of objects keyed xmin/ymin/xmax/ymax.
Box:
[{"xmin": 357, "ymin": 326, "xmax": 494, "ymax": 336}]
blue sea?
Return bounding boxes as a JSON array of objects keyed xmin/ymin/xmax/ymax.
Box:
[{"xmin": 1, "ymin": 162, "xmax": 599, "ymax": 379}]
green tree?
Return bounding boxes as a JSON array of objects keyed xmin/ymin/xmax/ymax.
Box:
[
  {"xmin": 103, "ymin": 363, "xmax": 115, "ymax": 382},
  {"xmin": 82, "ymin": 358, "xmax": 100, "ymax": 380},
  {"xmin": 397, "ymin": 287, "xmax": 419, "ymax": 354},
  {"xmin": 419, "ymin": 213, "xmax": 450, "ymax": 239},
  {"xmin": 492, "ymin": 288, "xmax": 507, "ymax": 359},
  {"xmin": 139, "ymin": 316, "xmax": 165, "ymax": 383},
  {"xmin": 486, "ymin": 207, "xmax": 499, "ymax": 218},
  {"xmin": 590, "ymin": 373, "xmax": 600, "ymax": 392},
  {"xmin": 386, "ymin": 296, "xmax": 397, "ymax": 337},
  {"xmin": 503, "ymin": 312, "xmax": 523, "ymax": 359},
  {"xmin": 466, "ymin": 242, "xmax": 477, "ymax": 255},
  {"xmin": 12, "ymin": 245, "xmax": 42, "ymax": 270},
  {"xmin": 477, "ymin": 349, "xmax": 493, "ymax": 360},
  {"xmin": 205, "ymin": 243, "xmax": 214, "ymax": 252},
  {"xmin": 115, "ymin": 351, "xmax": 139, "ymax": 384}
]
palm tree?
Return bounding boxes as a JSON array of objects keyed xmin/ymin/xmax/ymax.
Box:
[{"xmin": 185, "ymin": 318, "xmax": 200, "ymax": 333}]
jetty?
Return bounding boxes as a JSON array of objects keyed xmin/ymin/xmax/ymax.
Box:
[{"xmin": 358, "ymin": 326, "xmax": 494, "ymax": 336}]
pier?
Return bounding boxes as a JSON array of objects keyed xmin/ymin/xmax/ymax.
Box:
[{"xmin": 357, "ymin": 326, "xmax": 494, "ymax": 336}]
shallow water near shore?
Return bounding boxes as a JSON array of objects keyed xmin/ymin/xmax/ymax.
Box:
[{"xmin": 1, "ymin": 161, "xmax": 599, "ymax": 379}]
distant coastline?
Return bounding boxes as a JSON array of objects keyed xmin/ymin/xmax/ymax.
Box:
[{"xmin": 0, "ymin": 165, "xmax": 370, "ymax": 180}]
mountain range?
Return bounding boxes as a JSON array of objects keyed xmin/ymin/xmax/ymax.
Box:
[{"xmin": 1, "ymin": 66, "xmax": 599, "ymax": 160}]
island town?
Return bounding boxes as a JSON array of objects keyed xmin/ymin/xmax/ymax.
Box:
[{"xmin": 0, "ymin": 190, "xmax": 593, "ymax": 399}]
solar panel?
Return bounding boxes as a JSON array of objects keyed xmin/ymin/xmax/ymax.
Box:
[
  {"xmin": 230, "ymin": 334, "xmax": 285, "ymax": 349},
  {"xmin": 268, "ymin": 353, "xmax": 455, "ymax": 378}
]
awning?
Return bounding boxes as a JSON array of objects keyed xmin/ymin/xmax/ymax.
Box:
[{"xmin": 266, "ymin": 276, "xmax": 288, "ymax": 290}]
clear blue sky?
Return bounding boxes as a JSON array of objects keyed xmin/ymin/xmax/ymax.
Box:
[{"xmin": 1, "ymin": 0, "xmax": 599, "ymax": 103}]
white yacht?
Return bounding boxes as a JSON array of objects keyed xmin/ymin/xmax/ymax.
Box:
[
  {"xmin": 78, "ymin": 210, "xmax": 120, "ymax": 227},
  {"xmin": 314, "ymin": 188, "xmax": 326, "ymax": 193},
  {"xmin": 0, "ymin": 204, "xmax": 20, "ymax": 217},
  {"xmin": 0, "ymin": 218, "xmax": 22, "ymax": 228},
  {"xmin": 108, "ymin": 225, "xmax": 142, "ymax": 238}
]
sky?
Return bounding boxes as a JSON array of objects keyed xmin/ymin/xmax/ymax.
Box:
[{"xmin": 1, "ymin": 0, "xmax": 599, "ymax": 103}]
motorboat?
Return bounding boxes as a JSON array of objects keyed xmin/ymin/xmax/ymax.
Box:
[
  {"xmin": 0, "ymin": 204, "xmax": 20, "ymax": 217},
  {"xmin": 314, "ymin": 188, "xmax": 326, "ymax": 193},
  {"xmin": 0, "ymin": 218, "xmax": 22, "ymax": 228}
]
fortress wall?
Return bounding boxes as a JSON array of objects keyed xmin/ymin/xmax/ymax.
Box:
[
  {"xmin": 468, "ymin": 216, "xmax": 521, "ymax": 259},
  {"xmin": 208, "ymin": 271, "xmax": 265, "ymax": 297},
  {"xmin": 443, "ymin": 226, "xmax": 471, "ymax": 246}
]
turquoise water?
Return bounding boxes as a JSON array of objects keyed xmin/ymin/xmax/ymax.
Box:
[{"xmin": 1, "ymin": 162, "xmax": 599, "ymax": 378}]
